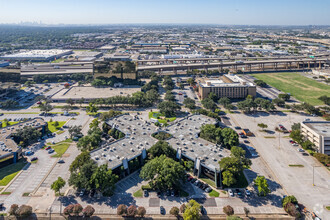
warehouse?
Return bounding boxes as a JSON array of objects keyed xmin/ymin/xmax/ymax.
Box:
[{"xmin": 0, "ymin": 49, "xmax": 73, "ymax": 62}]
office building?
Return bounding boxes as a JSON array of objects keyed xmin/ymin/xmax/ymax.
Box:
[
  {"xmin": 197, "ymin": 74, "xmax": 256, "ymax": 99},
  {"xmin": 301, "ymin": 121, "xmax": 330, "ymax": 155}
]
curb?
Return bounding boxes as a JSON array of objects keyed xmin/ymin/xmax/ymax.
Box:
[{"xmin": 0, "ymin": 162, "xmax": 30, "ymax": 194}]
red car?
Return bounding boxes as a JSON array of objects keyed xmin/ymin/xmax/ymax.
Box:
[
  {"xmin": 45, "ymin": 146, "xmax": 51, "ymax": 150},
  {"xmin": 37, "ymin": 101, "xmax": 41, "ymax": 105}
]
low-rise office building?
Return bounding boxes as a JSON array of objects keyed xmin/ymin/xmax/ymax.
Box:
[
  {"xmin": 301, "ymin": 121, "xmax": 330, "ymax": 155},
  {"xmin": 197, "ymin": 74, "xmax": 256, "ymax": 99}
]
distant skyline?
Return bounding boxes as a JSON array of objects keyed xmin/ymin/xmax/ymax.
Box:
[{"xmin": 0, "ymin": 0, "xmax": 329, "ymax": 26}]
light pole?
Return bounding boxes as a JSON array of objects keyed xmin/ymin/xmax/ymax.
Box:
[{"xmin": 312, "ymin": 165, "xmax": 321, "ymax": 186}]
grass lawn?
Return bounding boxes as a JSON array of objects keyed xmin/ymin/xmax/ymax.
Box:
[
  {"xmin": 326, "ymin": 206, "xmax": 330, "ymax": 211},
  {"xmin": 252, "ymin": 72, "xmax": 330, "ymax": 106},
  {"xmin": 1, "ymin": 192, "xmax": 11, "ymax": 195},
  {"xmin": 0, "ymin": 120, "xmax": 19, "ymax": 128},
  {"xmin": 289, "ymin": 164, "xmax": 304, "ymax": 167},
  {"xmin": 0, "ymin": 160, "xmax": 26, "ymax": 186},
  {"xmin": 133, "ymin": 189, "xmax": 143, "ymax": 197},
  {"xmin": 148, "ymin": 112, "xmax": 176, "ymax": 123},
  {"xmin": 47, "ymin": 121, "xmax": 66, "ymax": 133},
  {"xmin": 51, "ymin": 58, "xmax": 65, "ymax": 63},
  {"xmin": 48, "ymin": 139, "xmax": 72, "ymax": 158},
  {"xmin": 200, "ymin": 177, "xmax": 216, "ymax": 188},
  {"xmin": 209, "ymin": 190, "xmax": 220, "ymax": 197}
]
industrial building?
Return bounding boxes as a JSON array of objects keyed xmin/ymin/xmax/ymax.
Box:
[
  {"xmin": 20, "ymin": 62, "xmax": 93, "ymax": 77},
  {"xmin": 0, "ymin": 61, "xmax": 9, "ymax": 68},
  {"xmin": 0, "ymin": 49, "xmax": 73, "ymax": 62},
  {"xmin": 301, "ymin": 121, "xmax": 330, "ymax": 155},
  {"xmin": 197, "ymin": 74, "xmax": 256, "ymax": 99}
]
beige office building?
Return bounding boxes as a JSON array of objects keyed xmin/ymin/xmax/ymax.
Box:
[
  {"xmin": 301, "ymin": 121, "xmax": 330, "ymax": 155},
  {"xmin": 197, "ymin": 74, "xmax": 256, "ymax": 99}
]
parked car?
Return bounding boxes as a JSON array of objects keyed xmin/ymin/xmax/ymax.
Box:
[
  {"xmin": 297, "ymin": 148, "xmax": 305, "ymax": 152},
  {"xmin": 79, "ymin": 189, "xmax": 85, "ymax": 197},
  {"xmin": 234, "ymin": 126, "xmax": 241, "ymax": 130},
  {"xmin": 235, "ymin": 189, "xmax": 242, "ymax": 197},
  {"xmin": 200, "ymin": 205, "xmax": 206, "ymax": 215},
  {"xmin": 48, "ymin": 149, "xmax": 55, "ymax": 154},
  {"xmin": 191, "ymin": 178, "xmax": 197, "ymax": 183},
  {"xmin": 302, "ymin": 152, "xmax": 309, "ymax": 156},
  {"xmin": 245, "ymin": 189, "xmax": 251, "ymax": 196},
  {"xmin": 171, "ymin": 191, "xmax": 175, "ymax": 197},
  {"xmin": 160, "ymin": 206, "xmax": 165, "ymax": 215},
  {"xmin": 228, "ymin": 189, "xmax": 234, "ymax": 196},
  {"xmin": 45, "ymin": 146, "xmax": 51, "ymax": 150},
  {"xmin": 58, "ymin": 160, "xmax": 65, "ymax": 163},
  {"xmin": 31, "ymin": 157, "xmax": 38, "ymax": 162},
  {"xmin": 205, "ymin": 187, "xmax": 212, "ymax": 193},
  {"xmin": 144, "ymin": 190, "xmax": 149, "ymax": 197}
]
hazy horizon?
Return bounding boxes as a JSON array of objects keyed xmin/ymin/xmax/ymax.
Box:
[{"xmin": 0, "ymin": 0, "xmax": 329, "ymax": 26}]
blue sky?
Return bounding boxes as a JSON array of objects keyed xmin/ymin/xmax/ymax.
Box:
[{"xmin": 0, "ymin": 0, "xmax": 329, "ymax": 25}]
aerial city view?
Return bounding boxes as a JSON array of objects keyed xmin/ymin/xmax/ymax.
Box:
[{"xmin": 0, "ymin": 0, "xmax": 329, "ymax": 219}]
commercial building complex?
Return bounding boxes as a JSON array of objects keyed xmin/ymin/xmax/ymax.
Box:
[
  {"xmin": 197, "ymin": 74, "xmax": 256, "ymax": 99},
  {"xmin": 301, "ymin": 121, "xmax": 330, "ymax": 155},
  {"xmin": 90, "ymin": 114, "xmax": 229, "ymax": 187},
  {"xmin": 0, "ymin": 49, "xmax": 73, "ymax": 62},
  {"xmin": 0, "ymin": 118, "xmax": 47, "ymax": 168}
]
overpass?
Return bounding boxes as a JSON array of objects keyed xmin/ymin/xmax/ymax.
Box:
[{"xmin": 137, "ymin": 57, "xmax": 329, "ymax": 74}]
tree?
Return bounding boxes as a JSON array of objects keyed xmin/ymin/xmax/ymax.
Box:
[
  {"xmin": 183, "ymin": 98, "xmax": 196, "ymax": 110},
  {"xmin": 272, "ymin": 98, "xmax": 285, "ymax": 107},
  {"xmin": 90, "ymin": 164, "xmax": 118, "ymax": 196},
  {"xmin": 165, "ymin": 91, "xmax": 176, "ymax": 101},
  {"xmin": 289, "ymin": 129, "xmax": 304, "ymax": 144},
  {"xmin": 82, "ymin": 205, "xmax": 95, "ymax": 217},
  {"xmin": 254, "ymin": 79, "xmax": 267, "ymax": 87},
  {"xmin": 64, "ymin": 204, "xmax": 74, "ymax": 216},
  {"xmin": 140, "ymin": 155, "xmax": 185, "ymax": 190},
  {"xmin": 257, "ymin": 123, "xmax": 268, "ymax": 130},
  {"xmin": 222, "ymin": 170, "xmax": 236, "ymax": 186},
  {"xmin": 148, "ymin": 141, "xmax": 176, "ymax": 159},
  {"xmin": 39, "ymin": 103, "xmax": 53, "ymax": 114},
  {"xmin": 180, "ymin": 204, "xmax": 186, "ymax": 213},
  {"xmin": 117, "ymin": 204, "xmax": 127, "ymax": 216},
  {"xmin": 218, "ymin": 97, "xmax": 231, "ymax": 108},
  {"xmin": 70, "ymin": 152, "xmax": 91, "ymax": 172},
  {"xmin": 51, "ymin": 177, "xmax": 66, "ymax": 194},
  {"xmin": 158, "ymin": 101, "xmax": 181, "ymax": 117},
  {"xmin": 69, "ymin": 160, "xmax": 97, "ymax": 191},
  {"xmin": 126, "ymin": 205, "xmax": 137, "ymax": 217},
  {"xmin": 201, "ymin": 98, "xmax": 217, "ymax": 111},
  {"xmin": 221, "ymin": 128, "xmax": 239, "ymax": 149},
  {"xmin": 86, "ymin": 102, "xmax": 98, "ymax": 113},
  {"xmin": 278, "ymin": 93, "xmax": 290, "ymax": 101},
  {"xmin": 244, "ymin": 207, "xmax": 250, "ymax": 217},
  {"xmin": 13, "ymin": 126, "xmax": 41, "ymax": 147},
  {"xmin": 66, "ymin": 98, "xmax": 75, "ymax": 108},
  {"xmin": 208, "ymin": 92, "xmax": 218, "ymax": 102},
  {"xmin": 183, "ymin": 200, "xmax": 200, "ymax": 220},
  {"xmin": 68, "ymin": 125, "xmax": 82, "ymax": 139},
  {"xmin": 137, "ymin": 206, "xmax": 146, "ymax": 217},
  {"xmin": 223, "ymin": 205, "xmax": 234, "ymax": 216},
  {"xmin": 73, "ymin": 204, "xmax": 83, "ymax": 216},
  {"xmin": 291, "ymin": 123, "xmax": 300, "ymax": 131},
  {"xmin": 9, "ymin": 204, "xmax": 19, "ymax": 216},
  {"xmin": 187, "ymin": 78, "xmax": 196, "ymax": 86},
  {"xmin": 145, "ymin": 89, "xmax": 159, "ymax": 103},
  {"xmin": 254, "ymin": 176, "xmax": 270, "ymax": 196},
  {"xmin": 282, "ymin": 195, "xmax": 298, "ymax": 208},
  {"xmin": 16, "ymin": 205, "xmax": 32, "ymax": 218},
  {"xmin": 78, "ymin": 97, "xmax": 85, "ymax": 107},
  {"xmin": 284, "ymin": 202, "xmax": 301, "ymax": 218},
  {"xmin": 170, "ymin": 207, "xmax": 180, "ymax": 216}
]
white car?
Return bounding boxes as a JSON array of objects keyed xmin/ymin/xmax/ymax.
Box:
[
  {"xmin": 297, "ymin": 148, "xmax": 305, "ymax": 152},
  {"xmin": 228, "ymin": 189, "xmax": 234, "ymax": 197},
  {"xmin": 292, "ymin": 143, "xmax": 299, "ymax": 147}
]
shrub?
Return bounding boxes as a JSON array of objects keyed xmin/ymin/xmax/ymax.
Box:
[
  {"xmin": 180, "ymin": 204, "xmax": 186, "ymax": 213},
  {"xmin": 63, "ymin": 204, "xmax": 74, "ymax": 216},
  {"xmin": 170, "ymin": 207, "xmax": 180, "ymax": 216},
  {"xmin": 223, "ymin": 205, "xmax": 234, "ymax": 216},
  {"xmin": 9, "ymin": 204, "xmax": 19, "ymax": 216},
  {"xmin": 285, "ymin": 202, "xmax": 301, "ymax": 218},
  {"xmin": 314, "ymin": 153, "xmax": 330, "ymax": 166},
  {"xmin": 117, "ymin": 204, "xmax": 127, "ymax": 215},
  {"xmin": 282, "ymin": 195, "xmax": 298, "ymax": 208},
  {"xmin": 82, "ymin": 205, "xmax": 95, "ymax": 217},
  {"xmin": 16, "ymin": 205, "xmax": 32, "ymax": 218},
  {"xmin": 73, "ymin": 203, "xmax": 83, "ymax": 216},
  {"xmin": 137, "ymin": 206, "xmax": 146, "ymax": 217},
  {"xmin": 127, "ymin": 205, "xmax": 137, "ymax": 217}
]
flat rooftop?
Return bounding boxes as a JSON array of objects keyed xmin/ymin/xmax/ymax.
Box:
[
  {"xmin": 51, "ymin": 86, "xmax": 141, "ymax": 101},
  {"xmin": 1, "ymin": 49, "xmax": 72, "ymax": 59},
  {"xmin": 0, "ymin": 118, "xmax": 46, "ymax": 157},
  {"xmin": 91, "ymin": 114, "xmax": 230, "ymax": 171},
  {"xmin": 302, "ymin": 121, "xmax": 330, "ymax": 137},
  {"xmin": 198, "ymin": 74, "xmax": 254, "ymax": 87}
]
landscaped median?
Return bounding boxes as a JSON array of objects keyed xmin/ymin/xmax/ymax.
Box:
[
  {"xmin": 45, "ymin": 139, "xmax": 72, "ymax": 158},
  {"xmin": 47, "ymin": 121, "xmax": 66, "ymax": 133}
]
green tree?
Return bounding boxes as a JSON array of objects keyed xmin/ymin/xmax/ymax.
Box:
[
  {"xmin": 282, "ymin": 195, "xmax": 298, "ymax": 208},
  {"xmin": 272, "ymin": 98, "xmax": 285, "ymax": 107},
  {"xmin": 201, "ymin": 98, "xmax": 217, "ymax": 111},
  {"xmin": 69, "ymin": 152, "xmax": 91, "ymax": 172},
  {"xmin": 218, "ymin": 97, "xmax": 231, "ymax": 107},
  {"xmin": 148, "ymin": 141, "xmax": 176, "ymax": 159},
  {"xmin": 86, "ymin": 102, "xmax": 98, "ymax": 113},
  {"xmin": 145, "ymin": 89, "xmax": 159, "ymax": 103},
  {"xmin": 140, "ymin": 155, "xmax": 185, "ymax": 190},
  {"xmin": 208, "ymin": 92, "xmax": 218, "ymax": 102},
  {"xmin": 254, "ymin": 176, "xmax": 270, "ymax": 196},
  {"xmin": 187, "ymin": 78, "xmax": 196, "ymax": 86},
  {"xmin": 183, "ymin": 98, "xmax": 196, "ymax": 110},
  {"xmin": 170, "ymin": 207, "xmax": 180, "ymax": 216},
  {"xmin": 183, "ymin": 200, "xmax": 200, "ymax": 220},
  {"xmin": 51, "ymin": 177, "xmax": 66, "ymax": 194},
  {"xmin": 222, "ymin": 170, "xmax": 236, "ymax": 186},
  {"xmin": 289, "ymin": 129, "xmax": 304, "ymax": 144},
  {"xmin": 66, "ymin": 98, "xmax": 75, "ymax": 107},
  {"xmin": 257, "ymin": 123, "xmax": 268, "ymax": 130},
  {"xmin": 39, "ymin": 103, "xmax": 53, "ymax": 114},
  {"xmin": 157, "ymin": 101, "xmax": 181, "ymax": 117},
  {"xmin": 278, "ymin": 93, "xmax": 290, "ymax": 101},
  {"xmin": 69, "ymin": 160, "xmax": 97, "ymax": 191},
  {"xmin": 165, "ymin": 91, "xmax": 176, "ymax": 101},
  {"xmin": 90, "ymin": 164, "xmax": 118, "ymax": 196},
  {"xmin": 68, "ymin": 125, "xmax": 82, "ymax": 139},
  {"xmin": 221, "ymin": 128, "xmax": 239, "ymax": 149}
]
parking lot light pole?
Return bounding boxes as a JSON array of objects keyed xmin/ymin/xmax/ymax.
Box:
[{"xmin": 312, "ymin": 165, "xmax": 321, "ymax": 186}]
